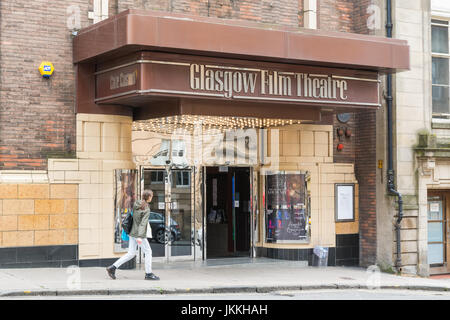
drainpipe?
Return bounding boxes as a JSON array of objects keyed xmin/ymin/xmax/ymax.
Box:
[{"xmin": 385, "ymin": 0, "xmax": 403, "ymax": 271}]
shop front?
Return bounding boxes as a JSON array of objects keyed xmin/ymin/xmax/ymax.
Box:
[{"xmin": 71, "ymin": 9, "xmax": 409, "ymax": 267}]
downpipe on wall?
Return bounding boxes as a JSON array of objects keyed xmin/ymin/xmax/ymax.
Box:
[{"xmin": 386, "ymin": 0, "xmax": 403, "ymax": 272}]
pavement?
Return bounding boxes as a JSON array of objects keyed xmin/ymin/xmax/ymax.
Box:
[{"xmin": 1, "ymin": 257, "xmax": 450, "ymax": 298}]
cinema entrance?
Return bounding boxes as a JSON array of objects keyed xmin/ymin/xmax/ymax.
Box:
[{"xmin": 204, "ymin": 166, "xmax": 252, "ymax": 259}]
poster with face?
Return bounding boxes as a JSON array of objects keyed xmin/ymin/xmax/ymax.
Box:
[
  {"xmin": 114, "ymin": 169, "xmax": 138, "ymax": 252},
  {"xmin": 265, "ymin": 172, "xmax": 310, "ymax": 243}
]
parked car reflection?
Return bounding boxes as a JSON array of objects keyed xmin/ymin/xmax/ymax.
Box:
[{"xmin": 148, "ymin": 212, "xmax": 181, "ymax": 244}]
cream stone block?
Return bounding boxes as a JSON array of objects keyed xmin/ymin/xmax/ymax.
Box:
[
  {"xmin": 90, "ymin": 172, "xmax": 101, "ymax": 184},
  {"xmin": 120, "ymin": 138, "xmax": 132, "ymax": 152},
  {"xmin": 400, "ymin": 252, "xmax": 418, "ymax": 265},
  {"xmin": 396, "ymin": 7, "xmax": 423, "ymax": 24},
  {"xmin": 397, "ymin": 92, "xmax": 424, "ymax": 109},
  {"xmin": 121, "ymin": 123, "xmax": 132, "ymax": 138},
  {"xmin": 396, "ymin": 78, "xmax": 424, "ymax": 94},
  {"xmin": 50, "ymin": 184, "xmax": 78, "ymax": 199},
  {"xmin": 3, "ymin": 200, "xmax": 34, "ymax": 215},
  {"xmin": 3, "ymin": 231, "xmax": 34, "ymax": 247},
  {"xmin": 84, "ymin": 136, "xmax": 101, "ymax": 152},
  {"xmin": 113, "ymin": 152, "xmax": 132, "ymax": 161},
  {"xmin": 300, "ymin": 131, "xmax": 313, "ymax": 143},
  {"xmin": 48, "ymin": 159, "xmax": 79, "ymax": 171},
  {"xmin": 334, "ymin": 164, "xmax": 354, "ymax": 174},
  {"xmin": 0, "ymin": 216, "xmax": 18, "ymax": 231},
  {"xmin": 76, "ymin": 135, "xmax": 84, "ymax": 152},
  {"xmin": 396, "ymin": 21, "xmax": 423, "ymax": 37},
  {"xmin": 65, "ymin": 229, "xmax": 79, "ymax": 244},
  {"xmin": 282, "ymin": 130, "xmax": 298, "ymax": 144},
  {"xmin": 0, "ymin": 184, "xmax": 18, "ymax": 199},
  {"xmin": 344, "ymin": 174, "xmax": 356, "ymax": 183},
  {"xmin": 300, "ymin": 143, "xmax": 314, "ymax": 156},
  {"xmin": 102, "ymin": 171, "xmax": 114, "ymax": 184},
  {"xmin": 282, "ymin": 144, "xmax": 299, "ymax": 156},
  {"xmin": 101, "ymin": 183, "xmax": 114, "ymax": 199},
  {"xmin": 48, "ymin": 171, "xmax": 65, "ymax": 183},
  {"xmin": 18, "ymin": 184, "xmax": 49, "ymax": 199},
  {"xmin": 314, "ymin": 144, "xmax": 329, "ymax": 157},
  {"xmin": 79, "ymin": 184, "xmax": 101, "ymax": 199},
  {"xmin": 102, "ymin": 160, "xmax": 135, "ymax": 171},
  {"xmin": 79, "ymin": 159, "xmax": 102, "ymax": 171},
  {"xmin": 314, "ymin": 131, "xmax": 329, "ymax": 145},
  {"xmin": 102, "ymin": 122, "xmax": 121, "ymax": 138},
  {"xmin": 400, "ymin": 229, "xmax": 418, "ymax": 241},
  {"xmin": 0, "ymin": 172, "xmax": 33, "ymax": 184},
  {"xmin": 79, "ymin": 228, "xmax": 100, "ymax": 244},
  {"xmin": 79, "ymin": 199, "xmax": 91, "ymax": 214},
  {"xmin": 84, "ymin": 122, "xmax": 101, "ymax": 137},
  {"xmin": 65, "ymin": 171, "xmax": 90, "ymax": 183},
  {"xmin": 79, "ymin": 243, "xmax": 100, "ymax": 259},
  {"xmin": 102, "ymin": 136, "xmax": 120, "ymax": 152}
]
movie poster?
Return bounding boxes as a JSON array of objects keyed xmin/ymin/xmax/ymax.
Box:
[
  {"xmin": 265, "ymin": 171, "xmax": 310, "ymax": 243},
  {"xmin": 113, "ymin": 169, "xmax": 138, "ymax": 252}
]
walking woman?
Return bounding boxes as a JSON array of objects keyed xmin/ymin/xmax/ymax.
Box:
[{"xmin": 106, "ymin": 189, "xmax": 160, "ymax": 280}]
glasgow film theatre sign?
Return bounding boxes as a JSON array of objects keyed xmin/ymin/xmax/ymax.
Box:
[{"xmin": 95, "ymin": 52, "xmax": 381, "ymax": 109}]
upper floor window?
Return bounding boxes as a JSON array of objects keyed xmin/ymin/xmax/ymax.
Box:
[{"xmin": 432, "ymin": 19, "xmax": 450, "ymax": 117}]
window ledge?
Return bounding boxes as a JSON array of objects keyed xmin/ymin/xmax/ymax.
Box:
[{"xmin": 432, "ymin": 118, "xmax": 450, "ymax": 129}]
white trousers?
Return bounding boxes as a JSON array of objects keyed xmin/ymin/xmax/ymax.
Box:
[{"xmin": 113, "ymin": 236, "xmax": 152, "ymax": 274}]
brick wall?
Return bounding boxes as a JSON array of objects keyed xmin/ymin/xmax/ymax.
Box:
[
  {"xmin": 333, "ymin": 113, "xmax": 356, "ymax": 164},
  {"xmin": 0, "ymin": 1, "xmax": 91, "ymax": 170},
  {"xmin": 355, "ymin": 110, "xmax": 377, "ymax": 267}
]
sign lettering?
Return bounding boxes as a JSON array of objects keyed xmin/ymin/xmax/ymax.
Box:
[{"xmin": 189, "ymin": 63, "xmax": 348, "ymax": 100}]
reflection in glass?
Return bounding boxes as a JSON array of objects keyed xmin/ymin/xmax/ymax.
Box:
[
  {"xmin": 171, "ymin": 169, "xmax": 193, "ymax": 257},
  {"xmin": 428, "ymin": 222, "xmax": 444, "ymax": 243},
  {"xmin": 428, "ymin": 243, "xmax": 444, "ymax": 265},
  {"xmin": 113, "ymin": 169, "xmax": 137, "ymax": 253},
  {"xmin": 432, "ymin": 57, "xmax": 449, "ymax": 85},
  {"xmin": 432, "ymin": 86, "xmax": 449, "ymax": 114},
  {"xmin": 432, "ymin": 25, "xmax": 449, "ymax": 54}
]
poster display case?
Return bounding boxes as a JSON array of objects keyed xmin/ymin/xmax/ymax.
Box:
[
  {"xmin": 113, "ymin": 169, "xmax": 138, "ymax": 253},
  {"xmin": 263, "ymin": 171, "xmax": 311, "ymax": 243}
]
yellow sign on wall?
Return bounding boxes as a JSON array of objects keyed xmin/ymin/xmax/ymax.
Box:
[{"xmin": 39, "ymin": 61, "xmax": 54, "ymax": 78}]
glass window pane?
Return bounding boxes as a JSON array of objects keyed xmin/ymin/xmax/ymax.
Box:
[
  {"xmin": 428, "ymin": 222, "xmax": 444, "ymax": 242},
  {"xmin": 432, "ymin": 86, "xmax": 450, "ymax": 113},
  {"xmin": 428, "ymin": 201, "xmax": 443, "ymax": 220},
  {"xmin": 432, "ymin": 57, "xmax": 449, "ymax": 85},
  {"xmin": 428, "ymin": 243, "xmax": 444, "ymax": 264},
  {"xmin": 432, "ymin": 25, "xmax": 449, "ymax": 53}
]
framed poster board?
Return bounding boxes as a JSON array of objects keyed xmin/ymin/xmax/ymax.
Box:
[
  {"xmin": 263, "ymin": 170, "xmax": 311, "ymax": 244},
  {"xmin": 335, "ymin": 183, "xmax": 355, "ymax": 222}
]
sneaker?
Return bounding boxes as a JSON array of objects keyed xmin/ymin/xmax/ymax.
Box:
[
  {"xmin": 106, "ymin": 265, "xmax": 116, "ymax": 280},
  {"xmin": 145, "ymin": 273, "xmax": 160, "ymax": 280}
]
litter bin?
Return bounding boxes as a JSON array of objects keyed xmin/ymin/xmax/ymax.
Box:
[{"xmin": 312, "ymin": 246, "xmax": 328, "ymax": 267}]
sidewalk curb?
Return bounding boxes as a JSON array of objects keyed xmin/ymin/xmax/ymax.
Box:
[{"xmin": 1, "ymin": 284, "xmax": 449, "ymax": 297}]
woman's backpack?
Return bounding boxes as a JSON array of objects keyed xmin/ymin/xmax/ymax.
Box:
[{"xmin": 121, "ymin": 210, "xmax": 133, "ymax": 235}]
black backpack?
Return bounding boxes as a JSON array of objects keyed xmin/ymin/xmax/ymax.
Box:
[{"xmin": 121, "ymin": 211, "xmax": 133, "ymax": 235}]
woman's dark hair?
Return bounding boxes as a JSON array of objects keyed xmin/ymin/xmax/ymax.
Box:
[{"xmin": 140, "ymin": 189, "xmax": 153, "ymax": 210}]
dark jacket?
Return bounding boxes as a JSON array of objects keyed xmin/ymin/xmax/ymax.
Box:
[{"xmin": 129, "ymin": 200, "xmax": 150, "ymax": 239}]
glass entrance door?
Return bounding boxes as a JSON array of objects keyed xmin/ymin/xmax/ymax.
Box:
[
  {"xmin": 427, "ymin": 196, "xmax": 446, "ymax": 266},
  {"xmin": 139, "ymin": 166, "xmax": 196, "ymax": 262}
]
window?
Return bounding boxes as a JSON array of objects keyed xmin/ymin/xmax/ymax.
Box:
[
  {"xmin": 175, "ymin": 171, "xmax": 190, "ymax": 187},
  {"xmin": 150, "ymin": 170, "xmax": 165, "ymax": 184},
  {"xmin": 432, "ymin": 19, "xmax": 450, "ymax": 117}
]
